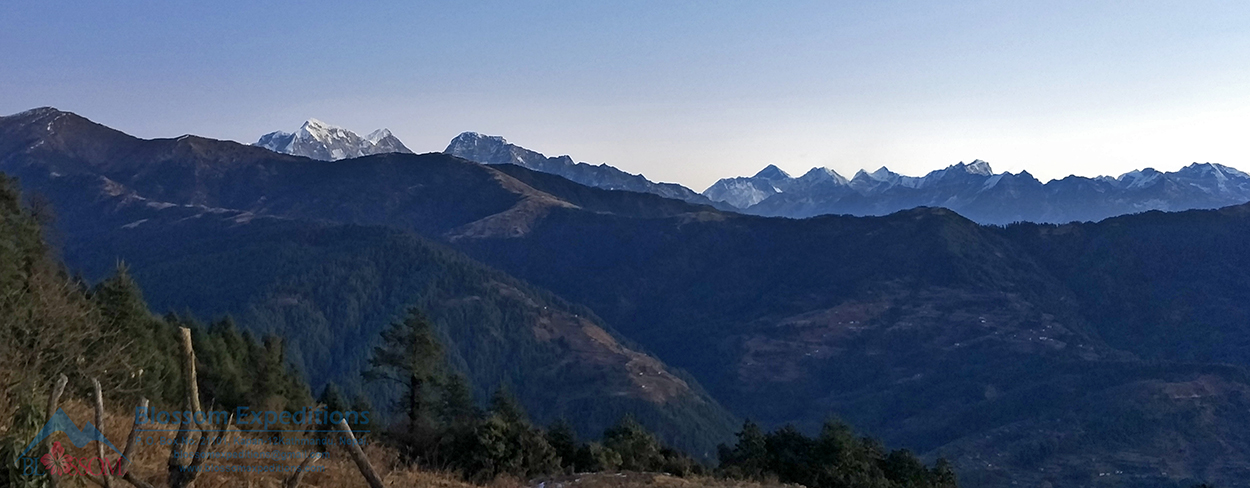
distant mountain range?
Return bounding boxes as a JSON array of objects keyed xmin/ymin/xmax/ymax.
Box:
[
  {"xmin": 707, "ymin": 160, "xmax": 1250, "ymax": 224},
  {"xmin": 12, "ymin": 107, "xmax": 1250, "ymax": 485},
  {"xmin": 444, "ymin": 132, "xmax": 731, "ymax": 209},
  {"xmin": 441, "ymin": 132, "xmax": 1250, "ymax": 224},
  {"xmin": 254, "ymin": 124, "xmax": 1250, "ymax": 225},
  {"xmin": 703, "ymin": 163, "xmax": 849, "ymax": 208},
  {"xmin": 256, "ymin": 119, "xmax": 411, "ymax": 160}
]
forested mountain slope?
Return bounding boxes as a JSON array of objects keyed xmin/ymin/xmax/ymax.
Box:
[
  {"xmin": 5, "ymin": 107, "xmax": 1250, "ymax": 486},
  {"xmin": 0, "ymin": 108, "xmax": 738, "ymax": 456}
]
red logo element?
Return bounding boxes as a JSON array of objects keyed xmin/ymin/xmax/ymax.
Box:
[{"xmin": 39, "ymin": 441, "xmax": 71, "ymax": 476}]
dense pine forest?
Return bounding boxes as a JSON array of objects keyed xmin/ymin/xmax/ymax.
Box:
[{"xmin": 1, "ymin": 171, "xmax": 961, "ymax": 487}]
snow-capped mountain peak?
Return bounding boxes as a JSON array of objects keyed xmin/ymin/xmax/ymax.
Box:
[
  {"xmin": 1177, "ymin": 162, "xmax": 1248, "ymax": 181},
  {"xmin": 454, "ymin": 131, "xmax": 506, "ymax": 144},
  {"xmin": 869, "ymin": 167, "xmax": 897, "ymax": 181},
  {"xmin": 255, "ymin": 131, "xmax": 292, "ymax": 148},
  {"xmin": 301, "ymin": 118, "xmax": 333, "ymax": 133},
  {"xmin": 1167, "ymin": 162, "xmax": 1250, "ymax": 195},
  {"xmin": 255, "ymin": 119, "xmax": 411, "ymax": 161},
  {"xmin": 1117, "ymin": 168, "xmax": 1163, "ymax": 189},
  {"xmin": 848, "ymin": 166, "xmax": 923, "ymax": 191},
  {"xmin": 797, "ymin": 167, "xmax": 849, "ymax": 186},
  {"xmin": 965, "ymin": 159, "xmax": 993, "ymax": 176},
  {"xmin": 445, "ymin": 132, "xmax": 511, "ymax": 162},
  {"xmin": 365, "ymin": 128, "xmax": 393, "ymax": 145},
  {"xmin": 753, "ymin": 164, "xmax": 792, "ymax": 181},
  {"xmin": 1213, "ymin": 163, "xmax": 1250, "ymax": 179}
]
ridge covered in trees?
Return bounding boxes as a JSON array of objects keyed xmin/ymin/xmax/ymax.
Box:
[
  {"xmin": 357, "ymin": 306, "xmax": 960, "ymax": 486},
  {"xmin": 47, "ymin": 191, "xmax": 742, "ymax": 457},
  {"xmin": 1, "ymin": 170, "xmax": 960, "ymax": 486},
  {"xmin": 6, "ymin": 110, "xmax": 1243, "ymax": 485}
]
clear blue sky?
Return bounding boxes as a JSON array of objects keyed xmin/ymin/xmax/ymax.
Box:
[{"xmin": 3, "ymin": 1, "xmax": 1249, "ymax": 190}]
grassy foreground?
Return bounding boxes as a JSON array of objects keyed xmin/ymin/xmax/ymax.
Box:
[{"xmin": 12, "ymin": 401, "xmax": 787, "ymax": 488}]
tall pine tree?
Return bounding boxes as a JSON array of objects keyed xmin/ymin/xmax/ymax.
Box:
[{"xmin": 364, "ymin": 308, "xmax": 443, "ymax": 439}]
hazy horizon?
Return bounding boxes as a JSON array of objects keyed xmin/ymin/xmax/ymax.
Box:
[{"xmin": 4, "ymin": 1, "xmax": 1248, "ymax": 190}]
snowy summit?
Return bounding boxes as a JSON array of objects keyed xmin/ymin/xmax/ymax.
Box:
[{"xmin": 255, "ymin": 119, "xmax": 412, "ymax": 161}]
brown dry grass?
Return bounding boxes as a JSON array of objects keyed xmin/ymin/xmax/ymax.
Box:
[
  {"xmin": 31, "ymin": 403, "xmax": 790, "ymax": 488},
  {"xmin": 39, "ymin": 401, "xmax": 481, "ymax": 488}
]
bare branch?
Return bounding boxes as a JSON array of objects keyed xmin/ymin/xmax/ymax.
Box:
[
  {"xmin": 210, "ymin": 413, "xmax": 235, "ymax": 447},
  {"xmin": 45, "ymin": 373, "xmax": 68, "ymax": 488},
  {"xmin": 91, "ymin": 378, "xmax": 113, "ymax": 488},
  {"xmin": 44, "ymin": 373, "xmax": 68, "ymax": 426}
]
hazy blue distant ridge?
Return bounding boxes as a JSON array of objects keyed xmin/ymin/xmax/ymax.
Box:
[{"xmin": 705, "ymin": 160, "xmax": 1250, "ymax": 224}]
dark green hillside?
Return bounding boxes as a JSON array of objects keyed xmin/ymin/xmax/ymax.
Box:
[
  {"xmin": 456, "ymin": 205, "xmax": 1091, "ymax": 386},
  {"xmin": 55, "ymin": 197, "xmax": 738, "ymax": 457},
  {"xmin": 0, "ymin": 170, "xmax": 741, "ymax": 486},
  {"xmin": 0, "ymin": 108, "xmax": 740, "ymax": 456},
  {"xmin": 1002, "ymin": 204, "xmax": 1250, "ymax": 363},
  {"xmin": 455, "ymin": 201, "xmax": 1250, "ymax": 486}
]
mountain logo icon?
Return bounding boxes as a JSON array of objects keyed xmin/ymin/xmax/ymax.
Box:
[{"xmin": 20, "ymin": 408, "xmax": 127, "ymax": 462}]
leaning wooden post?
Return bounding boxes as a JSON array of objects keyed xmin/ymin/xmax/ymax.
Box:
[
  {"xmin": 91, "ymin": 378, "xmax": 113, "ymax": 488},
  {"xmin": 168, "ymin": 327, "xmax": 208, "ymax": 488},
  {"xmin": 44, "ymin": 374, "xmax": 68, "ymax": 488},
  {"xmin": 177, "ymin": 327, "xmax": 203, "ymax": 422},
  {"xmin": 335, "ymin": 418, "xmax": 384, "ymax": 488}
]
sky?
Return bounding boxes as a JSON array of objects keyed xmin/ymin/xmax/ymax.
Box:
[{"xmin": 3, "ymin": 1, "xmax": 1250, "ymax": 191}]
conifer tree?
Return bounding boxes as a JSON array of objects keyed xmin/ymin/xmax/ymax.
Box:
[
  {"xmin": 603, "ymin": 414, "xmax": 664, "ymax": 471},
  {"xmin": 478, "ymin": 387, "xmax": 559, "ymax": 479},
  {"xmin": 254, "ymin": 334, "xmax": 294, "ymax": 410},
  {"xmin": 364, "ymin": 307, "xmax": 444, "ymax": 458},
  {"xmin": 437, "ymin": 374, "xmax": 479, "ymax": 426},
  {"xmin": 488, "ymin": 386, "xmax": 527, "ymax": 424},
  {"xmin": 720, "ymin": 419, "xmax": 768, "ymax": 479},
  {"xmin": 545, "ymin": 419, "xmax": 579, "ymax": 473},
  {"xmin": 319, "ymin": 382, "xmax": 348, "ymax": 413},
  {"xmin": 365, "ymin": 308, "xmax": 442, "ymax": 425},
  {"xmin": 931, "ymin": 458, "xmax": 959, "ymax": 488},
  {"xmin": 198, "ymin": 316, "xmax": 251, "ymax": 410},
  {"xmin": 91, "ymin": 262, "xmax": 179, "ymax": 401},
  {"xmin": 350, "ymin": 393, "xmax": 374, "ymax": 422}
]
